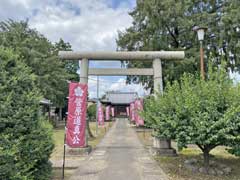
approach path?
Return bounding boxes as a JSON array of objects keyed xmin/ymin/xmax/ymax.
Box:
[{"xmin": 69, "ymin": 118, "xmax": 169, "ymax": 180}]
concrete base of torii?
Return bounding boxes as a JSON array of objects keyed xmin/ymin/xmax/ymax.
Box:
[
  {"xmin": 66, "ymin": 145, "xmax": 92, "ymax": 156},
  {"xmin": 151, "ymin": 137, "xmax": 177, "ymax": 156}
]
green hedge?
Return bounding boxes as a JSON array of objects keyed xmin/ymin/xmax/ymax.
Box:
[{"xmin": 0, "ymin": 47, "xmax": 54, "ymax": 179}]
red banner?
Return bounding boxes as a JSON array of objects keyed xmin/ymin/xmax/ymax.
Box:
[
  {"xmin": 105, "ymin": 106, "xmax": 110, "ymax": 121},
  {"xmin": 66, "ymin": 83, "xmax": 87, "ymax": 148},
  {"xmin": 134, "ymin": 99, "xmax": 144, "ymax": 126},
  {"xmin": 111, "ymin": 107, "xmax": 115, "ymax": 117},
  {"xmin": 130, "ymin": 102, "xmax": 135, "ymax": 122},
  {"xmin": 126, "ymin": 106, "xmax": 130, "ymax": 117},
  {"xmin": 98, "ymin": 105, "xmax": 104, "ymax": 126}
]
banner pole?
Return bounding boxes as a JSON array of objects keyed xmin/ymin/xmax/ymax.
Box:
[
  {"xmin": 62, "ymin": 111, "xmax": 67, "ymax": 180},
  {"xmin": 96, "ymin": 76, "xmax": 99, "ymax": 136}
]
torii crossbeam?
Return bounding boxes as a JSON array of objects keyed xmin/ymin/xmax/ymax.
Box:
[{"xmin": 58, "ymin": 51, "xmax": 185, "ymax": 93}]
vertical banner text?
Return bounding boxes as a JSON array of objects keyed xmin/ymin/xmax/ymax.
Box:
[{"xmin": 66, "ymin": 83, "xmax": 87, "ymax": 148}]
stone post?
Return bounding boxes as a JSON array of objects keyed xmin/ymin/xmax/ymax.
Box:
[
  {"xmin": 80, "ymin": 58, "xmax": 89, "ymax": 147},
  {"xmin": 80, "ymin": 58, "xmax": 89, "ymax": 84},
  {"xmin": 152, "ymin": 58, "xmax": 176, "ymax": 156},
  {"xmin": 153, "ymin": 58, "xmax": 163, "ymax": 94}
]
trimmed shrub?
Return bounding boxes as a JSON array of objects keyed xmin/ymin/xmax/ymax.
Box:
[{"xmin": 0, "ymin": 47, "xmax": 54, "ymax": 179}]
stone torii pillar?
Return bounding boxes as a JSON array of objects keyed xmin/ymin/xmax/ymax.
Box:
[
  {"xmin": 79, "ymin": 58, "xmax": 89, "ymax": 148},
  {"xmin": 59, "ymin": 51, "xmax": 184, "ymax": 155},
  {"xmin": 153, "ymin": 58, "xmax": 163, "ymax": 94},
  {"xmin": 79, "ymin": 58, "xmax": 89, "ymax": 84}
]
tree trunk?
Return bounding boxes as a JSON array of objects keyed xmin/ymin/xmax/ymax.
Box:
[
  {"xmin": 87, "ymin": 118, "xmax": 94, "ymax": 138},
  {"xmin": 203, "ymin": 149, "xmax": 210, "ymax": 171},
  {"xmin": 59, "ymin": 107, "xmax": 62, "ymax": 121}
]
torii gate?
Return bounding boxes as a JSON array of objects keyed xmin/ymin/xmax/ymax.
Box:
[
  {"xmin": 59, "ymin": 51, "xmax": 184, "ymax": 92},
  {"xmin": 59, "ymin": 51, "xmax": 184, "ymax": 154}
]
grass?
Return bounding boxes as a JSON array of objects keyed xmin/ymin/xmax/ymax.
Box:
[
  {"xmin": 136, "ymin": 130, "xmax": 240, "ymax": 180},
  {"xmin": 52, "ymin": 169, "xmax": 75, "ymax": 180},
  {"xmin": 51, "ymin": 121, "xmax": 113, "ymax": 179},
  {"xmin": 51, "ymin": 121, "xmax": 113, "ymax": 160}
]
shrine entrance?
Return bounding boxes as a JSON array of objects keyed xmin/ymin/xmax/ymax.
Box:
[
  {"xmin": 59, "ymin": 50, "xmax": 184, "ymax": 152},
  {"xmin": 59, "ymin": 51, "xmax": 184, "ymax": 93}
]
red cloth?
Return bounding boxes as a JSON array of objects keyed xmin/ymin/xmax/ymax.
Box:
[
  {"xmin": 66, "ymin": 83, "xmax": 87, "ymax": 148},
  {"xmin": 126, "ymin": 106, "xmax": 130, "ymax": 116},
  {"xmin": 98, "ymin": 105, "xmax": 105, "ymax": 126},
  {"xmin": 134, "ymin": 99, "xmax": 144, "ymax": 126},
  {"xmin": 130, "ymin": 102, "xmax": 135, "ymax": 121},
  {"xmin": 111, "ymin": 107, "xmax": 115, "ymax": 117},
  {"xmin": 105, "ymin": 106, "xmax": 110, "ymax": 120}
]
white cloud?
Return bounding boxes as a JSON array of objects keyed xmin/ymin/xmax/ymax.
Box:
[
  {"xmin": 27, "ymin": 0, "xmax": 133, "ymax": 68},
  {"xmin": 0, "ymin": 0, "xmax": 132, "ymax": 52},
  {"xmin": 0, "ymin": 0, "xmax": 53, "ymax": 20},
  {"xmin": 28, "ymin": 0, "xmax": 132, "ymax": 52},
  {"xmin": 0, "ymin": 0, "xmax": 148, "ymax": 97}
]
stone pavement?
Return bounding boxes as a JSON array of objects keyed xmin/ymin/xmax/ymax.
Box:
[{"xmin": 69, "ymin": 118, "xmax": 169, "ymax": 180}]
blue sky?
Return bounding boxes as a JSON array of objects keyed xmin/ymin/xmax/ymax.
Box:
[
  {"xmin": 107, "ymin": 0, "xmax": 136, "ymax": 9},
  {"xmin": 0, "ymin": 0, "xmax": 150, "ymax": 98}
]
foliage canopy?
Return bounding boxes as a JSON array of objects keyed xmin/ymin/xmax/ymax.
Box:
[
  {"xmin": 142, "ymin": 62, "xmax": 240, "ymax": 168},
  {"xmin": 0, "ymin": 20, "xmax": 76, "ymax": 107},
  {"xmin": 117, "ymin": 0, "xmax": 240, "ymax": 89}
]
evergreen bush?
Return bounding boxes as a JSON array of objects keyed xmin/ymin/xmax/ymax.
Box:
[{"xmin": 0, "ymin": 47, "xmax": 54, "ymax": 179}]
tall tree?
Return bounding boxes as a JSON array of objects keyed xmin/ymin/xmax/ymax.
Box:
[
  {"xmin": 53, "ymin": 38, "xmax": 79, "ymax": 82},
  {"xmin": 117, "ymin": 0, "xmax": 240, "ymax": 89},
  {"xmin": 0, "ymin": 20, "xmax": 73, "ymax": 107}
]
